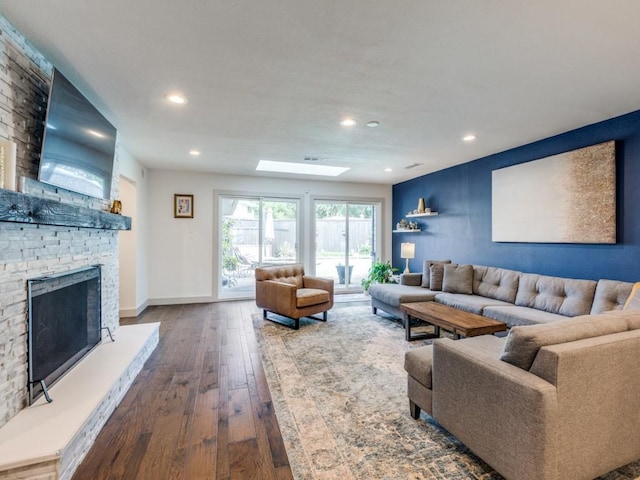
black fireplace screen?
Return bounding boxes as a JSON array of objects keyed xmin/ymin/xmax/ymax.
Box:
[{"xmin": 27, "ymin": 265, "xmax": 102, "ymax": 404}]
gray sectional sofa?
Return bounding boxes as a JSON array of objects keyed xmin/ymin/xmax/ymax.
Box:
[
  {"xmin": 369, "ymin": 261, "xmax": 633, "ymax": 327},
  {"xmin": 404, "ymin": 310, "xmax": 640, "ymax": 480},
  {"xmin": 388, "ymin": 261, "xmax": 640, "ymax": 478}
]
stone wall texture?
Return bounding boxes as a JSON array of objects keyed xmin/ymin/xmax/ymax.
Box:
[{"xmin": 0, "ymin": 15, "xmax": 121, "ymax": 429}]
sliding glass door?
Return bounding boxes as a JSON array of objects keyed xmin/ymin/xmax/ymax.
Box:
[
  {"xmin": 219, "ymin": 195, "xmax": 299, "ymax": 299},
  {"xmin": 314, "ymin": 201, "xmax": 377, "ymax": 292}
]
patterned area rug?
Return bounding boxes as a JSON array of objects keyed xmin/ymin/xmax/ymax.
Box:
[{"xmin": 253, "ymin": 306, "xmax": 640, "ymax": 480}]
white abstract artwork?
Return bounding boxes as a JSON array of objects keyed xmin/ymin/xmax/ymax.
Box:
[{"xmin": 492, "ymin": 141, "xmax": 616, "ymax": 243}]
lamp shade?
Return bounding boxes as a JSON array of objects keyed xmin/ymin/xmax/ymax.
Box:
[{"xmin": 400, "ymin": 242, "xmax": 415, "ymax": 259}]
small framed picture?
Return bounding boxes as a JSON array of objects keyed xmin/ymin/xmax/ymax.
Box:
[{"xmin": 174, "ymin": 194, "xmax": 194, "ymax": 218}]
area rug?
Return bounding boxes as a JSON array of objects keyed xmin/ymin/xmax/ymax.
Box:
[{"xmin": 253, "ymin": 306, "xmax": 640, "ymax": 480}]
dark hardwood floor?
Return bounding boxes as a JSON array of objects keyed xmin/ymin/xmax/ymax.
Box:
[{"xmin": 72, "ymin": 301, "xmax": 293, "ymax": 480}]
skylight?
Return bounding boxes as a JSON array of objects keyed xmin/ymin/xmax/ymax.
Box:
[{"xmin": 256, "ymin": 160, "xmax": 350, "ymax": 177}]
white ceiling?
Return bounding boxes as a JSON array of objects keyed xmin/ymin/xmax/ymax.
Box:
[{"xmin": 2, "ymin": 1, "xmax": 640, "ymax": 185}]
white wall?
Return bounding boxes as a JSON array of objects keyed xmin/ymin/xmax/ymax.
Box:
[
  {"xmin": 118, "ymin": 176, "xmax": 137, "ymax": 314},
  {"xmin": 118, "ymin": 148, "xmax": 149, "ymax": 315},
  {"xmin": 147, "ymin": 170, "xmax": 392, "ymax": 304}
]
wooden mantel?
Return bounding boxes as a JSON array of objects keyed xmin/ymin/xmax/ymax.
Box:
[{"xmin": 0, "ymin": 189, "xmax": 131, "ymax": 230}]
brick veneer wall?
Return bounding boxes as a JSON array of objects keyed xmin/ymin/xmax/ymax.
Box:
[{"xmin": 0, "ymin": 16, "xmax": 121, "ymax": 428}]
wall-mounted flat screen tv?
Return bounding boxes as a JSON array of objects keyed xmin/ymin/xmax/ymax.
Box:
[{"xmin": 38, "ymin": 68, "xmax": 117, "ymax": 200}]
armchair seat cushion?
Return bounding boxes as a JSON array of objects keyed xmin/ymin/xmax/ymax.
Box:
[{"xmin": 297, "ymin": 288, "xmax": 331, "ymax": 308}]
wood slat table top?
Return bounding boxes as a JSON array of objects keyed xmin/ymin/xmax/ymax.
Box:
[{"xmin": 400, "ymin": 301, "xmax": 507, "ymax": 337}]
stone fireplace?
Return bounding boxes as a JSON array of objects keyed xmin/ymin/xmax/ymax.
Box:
[{"xmin": 0, "ymin": 15, "xmax": 157, "ymax": 480}]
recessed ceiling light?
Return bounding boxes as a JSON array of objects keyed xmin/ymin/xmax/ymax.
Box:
[
  {"xmin": 189, "ymin": 150, "xmax": 201, "ymax": 156},
  {"xmin": 87, "ymin": 129, "xmax": 105, "ymax": 138},
  {"xmin": 167, "ymin": 93, "xmax": 187, "ymax": 105},
  {"xmin": 257, "ymin": 160, "xmax": 350, "ymax": 177},
  {"xmin": 340, "ymin": 118, "xmax": 357, "ymax": 127},
  {"xmin": 384, "ymin": 168, "xmax": 392, "ymax": 172},
  {"xmin": 462, "ymin": 134, "xmax": 477, "ymax": 142},
  {"xmin": 367, "ymin": 121, "xmax": 380, "ymax": 128}
]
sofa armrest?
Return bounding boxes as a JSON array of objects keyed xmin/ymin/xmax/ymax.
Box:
[
  {"xmin": 401, "ymin": 273, "xmax": 422, "ymax": 286},
  {"xmin": 256, "ymin": 280, "xmax": 296, "ymax": 313},
  {"xmin": 303, "ymin": 275, "xmax": 334, "ymax": 295},
  {"xmin": 432, "ymin": 338, "xmax": 558, "ymax": 480}
]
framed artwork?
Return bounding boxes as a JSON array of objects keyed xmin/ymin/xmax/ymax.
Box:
[
  {"xmin": 174, "ymin": 194, "xmax": 194, "ymax": 218},
  {"xmin": 492, "ymin": 140, "xmax": 616, "ymax": 243}
]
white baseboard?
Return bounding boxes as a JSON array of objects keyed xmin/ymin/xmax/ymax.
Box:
[
  {"xmin": 148, "ymin": 295, "xmax": 215, "ymax": 306},
  {"xmin": 119, "ymin": 299, "xmax": 150, "ymax": 318}
]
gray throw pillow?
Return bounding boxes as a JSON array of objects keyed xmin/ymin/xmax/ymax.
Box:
[
  {"xmin": 421, "ymin": 259, "xmax": 452, "ymax": 288},
  {"xmin": 442, "ymin": 264, "xmax": 473, "ymax": 295},
  {"xmin": 429, "ymin": 263, "xmax": 445, "ymax": 291},
  {"xmin": 499, "ymin": 314, "xmax": 629, "ymax": 370}
]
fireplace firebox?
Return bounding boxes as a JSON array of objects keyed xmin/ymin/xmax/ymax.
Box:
[{"xmin": 27, "ymin": 266, "xmax": 102, "ymax": 404}]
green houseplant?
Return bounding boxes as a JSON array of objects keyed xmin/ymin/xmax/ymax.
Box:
[{"xmin": 361, "ymin": 260, "xmax": 398, "ymax": 292}]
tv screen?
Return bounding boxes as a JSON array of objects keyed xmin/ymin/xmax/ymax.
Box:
[{"xmin": 38, "ymin": 68, "xmax": 117, "ymax": 200}]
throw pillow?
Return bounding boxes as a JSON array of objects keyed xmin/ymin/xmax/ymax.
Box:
[
  {"xmin": 442, "ymin": 264, "xmax": 473, "ymax": 295},
  {"xmin": 421, "ymin": 259, "xmax": 452, "ymax": 288},
  {"xmin": 623, "ymin": 282, "xmax": 640, "ymax": 310},
  {"xmin": 429, "ymin": 263, "xmax": 445, "ymax": 291},
  {"xmin": 499, "ymin": 314, "xmax": 629, "ymax": 370}
]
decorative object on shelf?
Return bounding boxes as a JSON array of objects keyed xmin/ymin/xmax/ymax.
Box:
[
  {"xmin": 406, "ymin": 210, "xmax": 438, "ymax": 217},
  {"xmin": 174, "ymin": 193, "xmax": 194, "ymax": 218},
  {"xmin": 361, "ymin": 260, "xmax": 398, "ymax": 292},
  {"xmin": 395, "ymin": 218, "xmax": 421, "ymax": 232},
  {"xmin": 417, "ymin": 197, "xmax": 426, "ymax": 213},
  {"xmin": 110, "ymin": 200, "xmax": 122, "ymax": 214},
  {"xmin": 401, "ymin": 242, "xmax": 415, "ymax": 274},
  {"xmin": 0, "ymin": 138, "xmax": 17, "ymax": 190}
]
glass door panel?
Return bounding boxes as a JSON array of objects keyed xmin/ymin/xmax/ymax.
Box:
[
  {"xmin": 314, "ymin": 202, "xmax": 347, "ymax": 288},
  {"xmin": 314, "ymin": 201, "xmax": 376, "ymax": 291},
  {"xmin": 219, "ymin": 196, "xmax": 298, "ymax": 299},
  {"xmin": 262, "ymin": 200, "xmax": 298, "ymax": 265},
  {"xmin": 348, "ymin": 204, "xmax": 374, "ymax": 290}
]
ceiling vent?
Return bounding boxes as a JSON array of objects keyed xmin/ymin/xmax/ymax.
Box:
[
  {"xmin": 303, "ymin": 157, "xmax": 327, "ymax": 162},
  {"xmin": 405, "ymin": 162, "xmax": 424, "ymax": 169}
]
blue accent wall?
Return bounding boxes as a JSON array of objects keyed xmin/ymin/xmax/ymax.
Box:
[{"xmin": 392, "ymin": 110, "xmax": 640, "ymax": 282}]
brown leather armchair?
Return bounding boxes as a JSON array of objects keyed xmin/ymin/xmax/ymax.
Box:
[{"xmin": 255, "ymin": 264, "xmax": 334, "ymax": 329}]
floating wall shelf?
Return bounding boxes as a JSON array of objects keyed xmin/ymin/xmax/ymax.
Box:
[
  {"xmin": 392, "ymin": 229, "xmax": 422, "ymax": 233},
  {"xmin": 406, "ymin": 212, "xmax": 439, "ymax": 218}
]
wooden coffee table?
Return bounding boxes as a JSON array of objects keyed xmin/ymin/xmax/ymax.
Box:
[{"xmin": 400, "ymin": 301, "xmax": 507, "ymax": 341}]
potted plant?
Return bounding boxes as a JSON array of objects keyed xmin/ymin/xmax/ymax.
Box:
[{"xmin": 361, "ymin": 260, "xmax": 398, "ymax": 294}]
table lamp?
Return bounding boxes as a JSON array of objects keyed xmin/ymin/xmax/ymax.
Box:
[{"xmin": 401, "ymin": 242, "xmax": 415, "ymax": 274}]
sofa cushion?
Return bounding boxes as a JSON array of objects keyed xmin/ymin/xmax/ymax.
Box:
[
  {"xmin": 624, "ymin": 282, "xmax": 640, "ymax": 311},
  {"xmin": 601, "ymin": 309, "xmax": 640, "ymax": 330},
  {"xmin": 590, "ymin": 279, "xmax": 634, "ymax": 314},
  {"xmin": 442, "ymin": 264, "xmax": 473, "ymax": 294},
  {"xmin": 421, "ymin": 259, "xmax": 452, "ymax": 288},
  {"xmin": 368, "ymin": 283, "xmax": 437, "ymax": 307},
  {"xmin": 429, "ymin": 263, "xmax": 446, "ymax": 291},
  {"xmin": 472, "ymin": 265, "xmax": 520, "ymax": 304},
  {"xmin": 404, "ymin": 345, "xmax": 433, "ymax": 388},
  {"xmin": 296, "ymin": 288, "xmax": 330, "ymax": 308},
  {"xmin": 435, "ymin": 293, "xmax": 513, "ymax": 315},
  {"xmin": 405, "ymin": 336, "xmax": 506, "ymax": 389},
  {"xmin": 483, "ymin": 305, "xmax": 567, "ymax": 327},
  {"xmin": 400, "ymin": 273, "xmax": 422, "ymax": 287},
  {"xmin": 499, "ymin": 313, "xmax": 630, "ymax": 370},
  {"xmin": 514, "ymin": 273, "xmax": 597, "ymax": 317}
]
